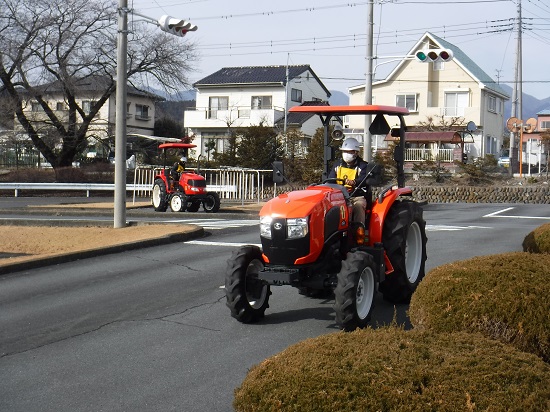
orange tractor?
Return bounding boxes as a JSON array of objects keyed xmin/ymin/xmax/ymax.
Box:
[
  {"xmin": 151, "ymin": 143, "xmax": 220, "ymax": 213},
  {"xmin": 225, "ymin": 105, "xmax": 427, "ymax": 331}
]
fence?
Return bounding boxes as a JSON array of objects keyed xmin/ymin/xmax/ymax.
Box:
[
  {"xmin": 405, "ymin": 148, "xmax": 454, "ymax": 162},
  {"xmin": 132, "ymin": 166, "xmax": 273, "ymax": 204}
]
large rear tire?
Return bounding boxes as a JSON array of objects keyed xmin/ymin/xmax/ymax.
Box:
[
  {"xmin": 380, "ymin": 200, "xmax": 427, "ymax": 303},
  {"xmin": 203, "ymin": 192, "xmax": 221, "ymax": 213},
  {"xmin": 334, "ymin": 251, "xmax": 376, "ymax": 331},
  {"xmin": 225, "ymin": 245, "xmax": 271, "ymax": 323},
  {"xmin": 152, "ymin": 179, "xmax": 168, "ymax": 212}
]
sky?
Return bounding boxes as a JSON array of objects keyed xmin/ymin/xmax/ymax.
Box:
[{"xmin": 128, "ymin": 0, "xmax": 550, "ymax": 101}]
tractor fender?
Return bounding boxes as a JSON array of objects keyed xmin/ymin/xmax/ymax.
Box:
[{"xmin": 369, "ymin": 186, "xmax": 413, "ymax": 244}]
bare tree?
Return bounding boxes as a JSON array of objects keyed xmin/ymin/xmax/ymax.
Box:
[{"xmin": 0, "ymin": 0, "xmax": 198, "ymax": 171}]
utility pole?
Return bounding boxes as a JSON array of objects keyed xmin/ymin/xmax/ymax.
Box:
[
  {"xmin": 363, "ymin": 0, "xmax": 374, "ymax": 162},
  {"xmin": 113, "ymin": 5, "xmax": 197, "ymax": 228},
  {"xmin": 509, "ymin": 0, "xmax": 522, "ymax": 177},
  {"xmin": 114, "ymin": 0, "xmax": 128, "ymax": 228}
]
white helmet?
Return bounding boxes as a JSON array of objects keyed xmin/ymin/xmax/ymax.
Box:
[
  {"xmin": 341, "ymin": 137, "xmax": 360, "ymax": 152},
  {"xmin": 180, "ymin": 156, "xmax": 187, "ymax": 162}
]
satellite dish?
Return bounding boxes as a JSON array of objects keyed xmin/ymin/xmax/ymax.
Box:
[
  {"xmin": 524, "ymin": 118, "xmax": 537, "ymax": 133},
  {"xmin": 506, "ymin": 117, "xmax": 520, "ymax": 132},
  {"xmin": 466, "ymin": 121, "xmax": 477, "ymax": 132}
]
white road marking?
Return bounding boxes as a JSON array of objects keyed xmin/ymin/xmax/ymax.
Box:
[
  {"xmin": 483, "ymin": 207, "xmax": 550, "ymax": 220},
  {"xmin": 162, "ymin": 219, "xmax": 258, "ymax": 229},
  {"xmin": 426, "ymin": 224, "xmax": 491, "ymax": 232},
  {"xmin": 186, "ymin": 240, "xmax": 262, "ymax": 247}
]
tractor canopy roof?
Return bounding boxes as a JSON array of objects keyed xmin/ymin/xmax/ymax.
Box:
[{"xmin": 158, "ymin": 143, "xmax": 197, "ymax": 150}]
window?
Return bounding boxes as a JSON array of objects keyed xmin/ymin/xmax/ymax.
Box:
[
  {"xmin": 541, "ymin": 121, "xmax": 550, "ymax": 130},
  {"xmin": 135, "ymin": 104, "xmax": 150, "ymax": 120},
  {"xmin": 82, "ymin": 100, "xmax": 96, "ymax": 115},
  {"xmin": 251, "ymin": 95, "xmax": 272, "ymax": 110},
  {"xmin": 208, "ymin": 96, "xmax": 228, "ymax": 119},
  {"xmin": 443, "ymin": 92, "xmax": 468, "ymax": 117},
  {"xmin": 396, "ymin": 94, "xmax": 418, "ymax": 111},
  {"xmin": 56, "ymin": 102, "xmax": 66, "ymax": 111},
  {"xmin": 488, "ymin": 95, "xmax": 497, "ymax": 113},
  {"xmin": 31, "ymin": 101, "xmax": 44, "ymax": 112},
  {"xmin": 291, "ymin": 88, "xmax": 302, "ymax": 103}
]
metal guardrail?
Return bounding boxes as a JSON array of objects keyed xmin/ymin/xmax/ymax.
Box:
[
  {"xmin": 0, "ymin": 182, "xmax": 150, "ymax": 198},
  {"xmin": 0, "ymin": 182, "xmax": 235, "ymax": 200}
]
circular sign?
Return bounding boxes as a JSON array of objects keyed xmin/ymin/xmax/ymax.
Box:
[{"xmin": 506, "ymin": 117, "xmax": 520, "ymax": 132}]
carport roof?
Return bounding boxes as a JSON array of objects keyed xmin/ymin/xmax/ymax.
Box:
[{"xmin": 386, "ymin": 131, "xmax": 466, "ymax": 143}]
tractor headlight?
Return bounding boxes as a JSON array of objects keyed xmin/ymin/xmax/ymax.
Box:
[
  {"xmin": 287, "ymin": 217, "xmax": 308, "ymax": 239},
  {"xmin": 260, "ymin": 216, "xmax": 273, "ymax": 238}
]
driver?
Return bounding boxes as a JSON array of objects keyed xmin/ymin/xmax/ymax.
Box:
[
  {"xmin": 170, "ymin": 154, "xmax": 187, "ymax": 189},
  {"xmin": 328, "ymin": 137, "xmax": 374, "ymax": 227}
]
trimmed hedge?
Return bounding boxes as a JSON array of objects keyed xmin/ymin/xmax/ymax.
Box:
[
  {"xmin": 234, "ymin": 224, "xmax": 550, "ymax": 411},
  {"xmin": 409, "ymin": 252, "xmax": 550, "ymax": 362},
  {"xmin": 523, "ymin": 222, "xmax": 550, "ymax": 253},
  {"xmin": 234, "ymin": 328, "xmax": 550, "ymax": 412}
]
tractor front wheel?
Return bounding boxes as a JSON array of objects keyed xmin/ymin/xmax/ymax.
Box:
[
  {"xmin": 203, "ymin": 192, "xmax": 221, "ymax": 213},
  {"xmin": 225, "ymin": 245, "xmax": 271, "ymax": 323},
  {"xmin": 380, "ymin": 200, "xmax": 427, "ymax": 303},
  {"xmin": 334, "ymin": 251, "xmax": 376, "ymax": 331},
  {"xmin": 170, "ymin": 193, "xmax": 187, "ymax": 212},
  {"xmin": 152, "ymin": 179, "xmax": 168, "ymax": 212}
]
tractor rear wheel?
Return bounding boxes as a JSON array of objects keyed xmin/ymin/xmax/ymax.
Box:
[
  {"xmin": 152, "ymin": 179, "xmax": 168, "ymax": 212},
  {"xmin": 334, "ymin": 251, "xmax": 376, "ymax": 331},
  {"xmin": 203, "ymin": 192, "xmax": 221, "ymax": 213},
  {"xmin": 380, "ymin": 200, "xmax": 427, "ymax": 303},
  {"xmin": 225, "ymin": 245, "xmax": 271, "ymax": 323},
  {"xmin": 170, "ymin": 193, "xmax": 187, "ymax": 212}
]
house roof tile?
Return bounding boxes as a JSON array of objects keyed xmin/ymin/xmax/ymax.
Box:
[{"xmin": 193, "ymin": 65, "xmax": 331, "ymax": 97}]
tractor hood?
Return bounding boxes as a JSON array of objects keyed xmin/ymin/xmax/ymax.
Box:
[{"xmin": 260, "ymin": 186, "xmax": 347, "ymax": 219}]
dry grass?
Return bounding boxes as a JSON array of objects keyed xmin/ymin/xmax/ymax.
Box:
[
  {"xmin": 523, "ymin": 222, "xmax": 550, "ymax": 254},
  {"xmin": 0, "ymin": 224, "xmax": 194, "ymax": 265},
  {"xmin": 234, "ymin": 327, "xmax": 550, "ymax": 412}
]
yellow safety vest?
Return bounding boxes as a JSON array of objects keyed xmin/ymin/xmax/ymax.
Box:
[{"xmin": 336, "ymin": 165, "xmax": 358, "ymax": 190}]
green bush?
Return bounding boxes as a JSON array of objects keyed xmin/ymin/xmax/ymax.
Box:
[
  {"xmin": 234, "ymin": 327, "xmax": 550, "ymax": 412},
  {"xmin": 523, "ymin": 222, "xmax": 550, "ymax": 254},
  {"xmin": 409, "ymin": 252, "xmax": 550, "ymax": 362}
]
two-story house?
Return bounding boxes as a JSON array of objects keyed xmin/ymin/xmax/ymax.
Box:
[
  {"xmin": 11, "ymin": 76, "xmax": 161, "ymax": 161},
  {"xmin": 185, "ymin": 65, "xmax": 331, "ymax": 159},
  {"xmin": 348, "ymin": 32, "xmax": 510, "ymax": 167}
]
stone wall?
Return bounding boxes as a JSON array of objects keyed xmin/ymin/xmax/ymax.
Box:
[
  {"xmin": 263, "ymin": 185, "xmax": 550, "ymax": 204},
  {"xmin": 407, "ymin": 185, "xmax": 549, "ymax": 204}
]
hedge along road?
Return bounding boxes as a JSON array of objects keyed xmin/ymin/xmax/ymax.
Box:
[{"xmin": 0, "ymin": 203, "xmax": 549, "ymax": 412}]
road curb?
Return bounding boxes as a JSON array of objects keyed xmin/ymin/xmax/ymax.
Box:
[{"xmin": 0, "ymin": 226, "xmax": 204, "ymax": 276}]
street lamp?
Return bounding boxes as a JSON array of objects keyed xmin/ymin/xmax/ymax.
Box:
[{"xmin": 114, "ymin": 1, "xmax": 197, "ymax": 228}]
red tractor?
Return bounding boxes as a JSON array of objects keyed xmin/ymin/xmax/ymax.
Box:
[
  {"xmin": 151, "ymin": 143, "xmax": 221, "ymax": 213},
  {"xmin": 225, "ymin": 105, "xmax": 427, "ymax": 331}
]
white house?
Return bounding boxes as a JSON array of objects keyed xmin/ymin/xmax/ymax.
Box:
[
  {"xmin": 348, "ymin": 32, "xmax": 510, "ymax": 165},
  {"xmin": 185, "ymin": 65, "xmax": 331, "ymax": 160}
]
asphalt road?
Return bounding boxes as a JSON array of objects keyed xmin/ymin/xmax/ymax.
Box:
[{"xmin": 0, "ymin": 202, "xmax": 548, "ymax": 411}]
